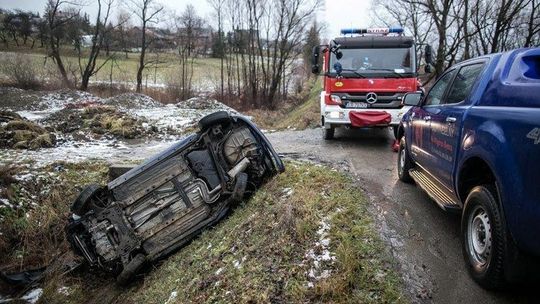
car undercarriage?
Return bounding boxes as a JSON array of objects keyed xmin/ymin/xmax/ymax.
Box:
[{"xmin": 65, "ymin": 111, "xmax": 284, "ymax": 284}]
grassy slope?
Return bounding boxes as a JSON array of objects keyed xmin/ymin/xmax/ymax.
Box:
[
  {"xmin": 121, "ymin": 161, "xmax": 404, "ymax": 304},
  {"xmin": 247, "ymin": 79, "xmax": 322, "ymax": 131}
]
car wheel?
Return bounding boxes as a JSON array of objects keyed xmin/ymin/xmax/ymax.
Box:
[
  {"xmin": 323, "ymin": 127, "xmax": 335, "ymax": 140},
  {"xmin": 116, "ymin": 254, "xmax": 146, "ymax": 286},
  {"xmin": 199, "ymin": 111, "xmax": 231, "ymax": 131},
  {"xmin": 231, "ymin": 172, "xmax": 248, "ymax": 202},
  {"xmin": 397, "ymin": 137, "xmax": 414, "ymax": 183},
  {"xmin": 462, "ymin": 185, "xmax": 506, "ymax": 290},
  {"xmin": 71, "ymin": 184, "xmax": 101, "ymax": 216}
]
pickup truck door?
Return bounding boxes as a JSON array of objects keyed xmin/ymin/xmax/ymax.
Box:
[
  {"xmin": 411, "ymin": 69, "xmax": 457, "ymax": 170},
  {"xmin": 426, "ymin": 62, "xmax": 486, "ymax": 190}
]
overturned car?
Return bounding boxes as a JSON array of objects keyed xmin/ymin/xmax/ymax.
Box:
[{"xmin": 65, "ymin": 111, "xmax": 284, "ymax": 284}]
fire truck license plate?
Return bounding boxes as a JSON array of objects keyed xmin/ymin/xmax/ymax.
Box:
[{"xmin": 348, "ymin": 102, "xmax": 368, "ymax": 108}]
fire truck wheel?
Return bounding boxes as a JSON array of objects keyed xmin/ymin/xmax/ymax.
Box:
[{"xmin": 323, "ymin": 127, "xmax": 335, "ymax": 140}]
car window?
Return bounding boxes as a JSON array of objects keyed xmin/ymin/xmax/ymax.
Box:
[
  {"xmin": 445, "ymin": 63, "xmax": 485, "ymax": 104},
  {"xmin": 424, "ymin": 70, "xmax": 456, "ymax": 106}
]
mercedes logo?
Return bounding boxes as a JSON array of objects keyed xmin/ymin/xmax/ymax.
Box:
[{"xmin": 366, "ymin": 92, "xmax": 378, "ymax": 104}]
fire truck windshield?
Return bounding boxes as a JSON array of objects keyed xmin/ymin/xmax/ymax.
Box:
[{"xmin": 329, "ymin": 47, "xmax": 416, "ymax": 77}]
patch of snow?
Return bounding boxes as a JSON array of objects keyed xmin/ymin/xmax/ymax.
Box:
[
  {"xmin": 57, "ymin": 286, "xmax": 70, "ymax": 296},
  {"xmin": 164, "ymin": 291, "xmax": 178, "ymax": 304},
  {"xmin": 0, "ymin": 198, "xmax": 13, "ymax": 209},
  {"xmin": 281, "ymin": 187, "xmax": 294, "ymax": 199},
  {"xmin": 304, "ymin": 216, "xmax": 337, "ymax": 287},
  {"xmin": 21, "ymin": 288, "xmax": 43, "ymax": 304},
  {"xmin": 215, "ymin": 267, "xmax": 224, "ymax": 275}
]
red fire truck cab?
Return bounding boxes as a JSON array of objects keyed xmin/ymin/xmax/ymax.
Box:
[{"xmin": 312, "ymin": 27, "xmax": 427, "ymax": 140}]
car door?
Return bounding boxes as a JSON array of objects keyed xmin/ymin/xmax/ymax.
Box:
[
  {"xmin": 426, "ymin": 62, "xmax": 486, "ymax": 191},
  {"xmin": 410, "ymin": 69, "xmax": 456, "ymax": 168}
]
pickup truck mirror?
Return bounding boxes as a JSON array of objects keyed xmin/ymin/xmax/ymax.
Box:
[
  {"xmin": 311, "ymin": 45, "xmax": 320, "ymax": 74},
  {"xmin": 402, "ymin": 92, "xmax": 423, "ymax": 106}
]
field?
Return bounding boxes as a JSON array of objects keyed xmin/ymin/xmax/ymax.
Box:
[{"xmin": 0, "ymin": 48, "xmax": 223, "ymax": 91}]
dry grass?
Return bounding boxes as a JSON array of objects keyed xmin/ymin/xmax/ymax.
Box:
[
  {"xmin": 122, "ymin": 161, "xmax": 405, "ymax": 304},
  {"xmin": 0, "ymin": 162, "xmax": 109, "ymax": 274},
  {"xmin": 246, "ymin": 78, "xmax": 322, "ymax": 131}
]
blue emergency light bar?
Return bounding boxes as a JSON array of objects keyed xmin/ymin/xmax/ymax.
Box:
[{"xmin": 340, "ymin": 27, "xmax": 404, "ymax": 35}]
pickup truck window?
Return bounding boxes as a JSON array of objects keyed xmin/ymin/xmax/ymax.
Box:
[
  {"xmin": 445, "ymin": 63, "xmax": 485, "ymax": 104},
  {"xmin": 424, "ymin": 70, "xmax": 456, "ymax": 106}
]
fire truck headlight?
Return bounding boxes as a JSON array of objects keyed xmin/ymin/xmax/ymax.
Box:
[
  {"xmin": 325, "ymin": 111, "xmax": 344, "ymax": 119},
  {"xmin": 330, "ymin": 95, "xmax": 342, "ymax": 105}
]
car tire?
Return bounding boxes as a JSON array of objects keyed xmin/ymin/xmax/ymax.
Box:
[
  {"xmin": 323, "ymin": 127, "xmax": 335, "ymax": 140},
  {"xmin": 397, "ymin": 137, "xmax": 414, "ymax": 183},
  {"xmin": 116, "ymin": 254, "xmax": 146, "ymax": 286},
  {"xmin": 199, "ymin": 111, "xmax": 231, "ymax": 131},
  {"xmin": 231, "ymin": 172, "xmax": 248, "ymax": 202},
  {"xmin": 71, "ymin": 184, "xmax": 101, "ymax": 216},
  {"xmin": 462, "ymin": 185, "xmax": 506, "ymax": 290}
]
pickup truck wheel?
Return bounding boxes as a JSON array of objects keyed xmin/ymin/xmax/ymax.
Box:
[
  {"xmin": 397, "ymin": 137, "xmax": 414, "ymax": 183},
  {"xmin": 462, "ymin": 185, "xmax": 506, "ymax": 290},
  {"xmin": 323, "ymin": 127, "xmax": 335, "ymax": 140}
]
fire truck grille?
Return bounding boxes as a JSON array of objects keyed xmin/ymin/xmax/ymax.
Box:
[{"xmin": 334, "ymin": 92, "xmax": 404, "ymax": 109}]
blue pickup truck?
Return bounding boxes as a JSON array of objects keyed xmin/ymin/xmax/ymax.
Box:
[{"xmin": 396, "ymin": 48, "xmax": 540, "ymax": 289}]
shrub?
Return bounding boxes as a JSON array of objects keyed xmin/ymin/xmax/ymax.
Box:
[{"xmin": 0, "ymin": 53, "xmax": 41, "ymax": 89}]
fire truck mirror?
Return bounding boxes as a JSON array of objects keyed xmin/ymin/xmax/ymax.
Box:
[
  {"xmin": 336, "ymin": 50, "xmax": 343, "ymax": 60},
  {"xmin": 311, "ymin": 46, "xmax": 321, "ymax": 74}
]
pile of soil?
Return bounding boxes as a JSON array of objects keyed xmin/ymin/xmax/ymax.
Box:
[
  {"xmin": 176, "ymin": 96, "xmax": 235, "ymax": 111},
  {"xmin": 0, "ymin": 88, "xmax": 101, "ymax": 112},
  {"xmin": 104, "ymin": 93, "xmax": 162, "ymax": 109},
  {"xmin": 45, "ymin": 105, "xmax": 156, "ymax": 140},
  {"xmin": 0, "ymin": 111, "xmax": 56, "ymax": 149}
]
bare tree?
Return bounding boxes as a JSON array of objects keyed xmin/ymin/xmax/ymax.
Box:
[
  {"xmin": 208, "ymin": 0, "xmax": 226, "ymax": 99},
  {"xmin": 128, "ymin": 0, "xmax": 163, "ymax": 93},
  {"xmin": 78, "ymin": 0, "xmax": 115, "ymax": 90},
  {"xmin": 44, "ymin": 0, "xmax": 77, "ymax": 87}
]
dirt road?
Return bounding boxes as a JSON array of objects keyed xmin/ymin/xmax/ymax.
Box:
[{"xmin": 267, "ymin": 127, "xmax": 535, "ymax": 304}]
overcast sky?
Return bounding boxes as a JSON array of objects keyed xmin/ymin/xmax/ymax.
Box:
[{"xmin": 0, "ymin": 0, "xmax": 373, "ymax": 39}]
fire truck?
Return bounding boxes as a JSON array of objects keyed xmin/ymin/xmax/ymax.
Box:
[{"xmin": 311, "ymin": 27, "xmax": 431, "ymax": 140}]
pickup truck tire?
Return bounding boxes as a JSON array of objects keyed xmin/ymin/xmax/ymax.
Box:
[
  {"xmin": 462, "ymin": 185, "xmax": 506, "ymax": 290},
  {"xmin": 323, "ymin": 127, "xmax": 335, "ymax": 140},
  {"xmin": 397, "ymin": 137, "xmax": 414, "ymax": 183}
]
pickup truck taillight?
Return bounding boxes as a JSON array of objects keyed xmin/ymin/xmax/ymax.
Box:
[{"xmin": 325, "ymin": 94, "xmax": 342, "ymax": 105}]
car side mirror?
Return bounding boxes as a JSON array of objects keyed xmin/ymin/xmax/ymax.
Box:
[
  {"xmin": 402, "ymin": 92, "xmax": 423, "ymax": 106},
  {"xmin": 311, "ymin": 45, "xmax": 320, "ymax": 74}
]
